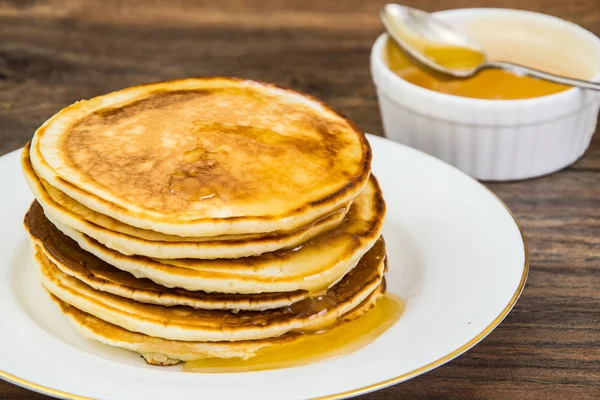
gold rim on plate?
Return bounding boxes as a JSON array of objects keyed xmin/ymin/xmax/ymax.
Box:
[{"xmin": 0, "ymin": 168, "xmax": 529, "ymax": 400}]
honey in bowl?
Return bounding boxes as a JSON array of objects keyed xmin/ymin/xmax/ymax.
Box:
[{"xmin": 384, "ymin": 39, "xmax": 571, "ymax": 100}]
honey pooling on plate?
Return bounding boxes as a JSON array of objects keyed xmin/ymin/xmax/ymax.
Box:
[
  {"xmin": 385, "ymin": 39, "xmax": 570, "ymax": 100},
  {"xmin": 184, "ymin": 294, "xmax": 405, "ymax": 373}
]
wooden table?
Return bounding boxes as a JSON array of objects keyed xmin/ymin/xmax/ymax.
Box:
[{"xmin": 1, "ymin": 0, "xmax": 598, "ymax": 399}]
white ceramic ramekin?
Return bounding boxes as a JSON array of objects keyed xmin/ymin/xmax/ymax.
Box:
[{"xmin": 371, "ymin": 8, "xmax": 600, "ymax": 181}]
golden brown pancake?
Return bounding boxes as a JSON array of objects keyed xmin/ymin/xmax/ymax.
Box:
[
  {"xmin": 24, "ymin": 174, "xmax": 385, "ymax": 294},
  {"xmin": 22, "ymin": 143, "xmax": 350, "ymax": 259},
  {"xmin": 36, "ymin": 242, "xmax": 386, "ymax": 342},
  {"xmin": 49, "ymin": 282, "xmax": 384, "ymax": 365},
  {"xmin": 29, "ymin": 78, "xmax": 371, "ymax": 237},
  {"xmin": 26, "ymin": 201, "xmax": 315, "ymax": 311}
]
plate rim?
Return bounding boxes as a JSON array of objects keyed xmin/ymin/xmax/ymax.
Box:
[{"xmin": 0, "ymin": 136, "xmax": 530, "ymax": 400}]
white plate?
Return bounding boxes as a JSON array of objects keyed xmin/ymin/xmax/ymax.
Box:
[{"xmin": 0, "ymin": 135, "xmax": 528, "ymax": 400}]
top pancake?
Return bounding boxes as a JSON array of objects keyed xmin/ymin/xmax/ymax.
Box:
[{"xmin": 30, "ymin": 78, "xmax": 371, "ymax": 237}]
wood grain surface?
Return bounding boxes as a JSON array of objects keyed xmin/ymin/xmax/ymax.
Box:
[{"xmin": 1, "ymin": 0, "xmax": 599, "ymax": 399}]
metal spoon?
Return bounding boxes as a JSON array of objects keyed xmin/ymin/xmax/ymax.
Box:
[{"xmin": 380, "ymin": 4, "xmax": 600, "ymax": 90}]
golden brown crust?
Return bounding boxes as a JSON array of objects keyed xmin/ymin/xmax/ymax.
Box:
[
  {"xmin": 25, "ymin": 201, "xmax": 312, "ymax": 311},
  {"xmin": 36, "ymin": 239, "xmax": 386, "ymax": 340},
  {"xmin": 31, "ymin": 77, "xmax": 371, "ymax": 236}
]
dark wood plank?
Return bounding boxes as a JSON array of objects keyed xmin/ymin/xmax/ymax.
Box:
[{"xmin": 1, "ymin": 0, "xmax": 599, "ymax": 399}]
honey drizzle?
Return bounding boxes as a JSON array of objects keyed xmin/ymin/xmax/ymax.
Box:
[{"xmin": 183, "ymin": 294, "xmax": 404, "ymax": 373}]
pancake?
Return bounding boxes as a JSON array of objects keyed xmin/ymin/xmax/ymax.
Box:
[
  {"xmin": 31, "ymin": 238, "xmax": 308, "ymax": 311},
  {"xmin": 27, "ymin": 202, "xmax": 318, "ymax": 310},
  {"xmin": 49, "ymin": 282, "xmax": 384, "ymax": 365},
  {"xmin": 23, "ymin": 144, "xmax": 348, "ymax": 259},
  {"xmin": 36, "ymin": 243, "xmax": 386, "ymax": 342},
  {"xmin": 29, "ymin": 77, "xmax": 371, "ymax": 237},
  {"xmin": 25, "ymin": 175, "xmax": 384, "ymax": 293},
  {"xmin": 36, "ymin": 159, "xmax": 349, "ymax": 244}
]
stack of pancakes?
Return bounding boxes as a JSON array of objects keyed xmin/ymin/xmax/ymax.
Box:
[{"xmin": 22, "ymin": 78, "xmax": 387, "ymax": 365}]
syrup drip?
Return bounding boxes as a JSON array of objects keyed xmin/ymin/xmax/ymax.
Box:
[
  {"xmin": 284, "ymin": 290, "xmax": 339, "ymax": 333},
  {"xmin": 183, "ymin": 294, "xmax": 404, "ymax": 373},
  {"xmin": 168, "ymin": 177, "xmax": 218, "ymax": 202},
  {"xmin": 168, "ymin": 145, "xmax": 222, "ymax": 202}
]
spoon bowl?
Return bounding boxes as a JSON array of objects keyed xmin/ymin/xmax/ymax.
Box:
[{"xmin": 380, "ymin": 4, "xmax": 486, "ymax": 78}]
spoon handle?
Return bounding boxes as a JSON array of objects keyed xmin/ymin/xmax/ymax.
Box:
[{"xmin": 485, "ymin": 61, "xmax": 600, "ymax": 91}]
